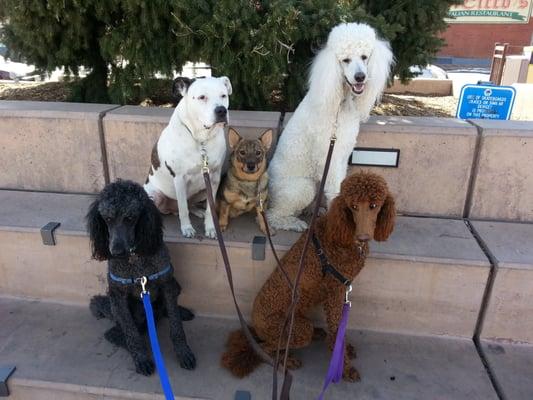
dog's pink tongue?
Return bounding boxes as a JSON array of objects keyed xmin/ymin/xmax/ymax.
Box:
[{"xmin": 355, "ymin": 83, "xmax": 364, "ymax": 90}]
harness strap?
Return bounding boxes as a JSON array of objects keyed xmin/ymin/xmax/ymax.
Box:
[
  {"xmin": 311, "ymin": 234, "xmax": 351, "ymax": 287},
  {"xmin": 109, "ymin": 264, "xmax": 173, "ymax": 285}
]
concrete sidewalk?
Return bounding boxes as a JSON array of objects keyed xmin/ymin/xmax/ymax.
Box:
[{"xmin": 0, "ymin": 297, "xmax": 500, "ymax": 400}]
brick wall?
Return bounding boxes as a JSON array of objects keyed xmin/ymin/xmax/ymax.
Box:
[{"xmin": 439, "ymin": 19, "xmax": 533, "ymax": 58}]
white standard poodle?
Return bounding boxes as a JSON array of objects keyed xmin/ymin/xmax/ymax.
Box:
[{"xmin": 267, "ymin": 22, "xmax": 394, "ymax": 231}]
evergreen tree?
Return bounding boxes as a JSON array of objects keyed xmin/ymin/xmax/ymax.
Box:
[{"xmin": 0, "ymin": 0, "xmax": 461, "ymax": 108}]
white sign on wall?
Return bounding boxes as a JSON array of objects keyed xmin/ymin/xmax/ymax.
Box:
[{"xmin": 446, "ymin": 0, "xmax": 533, "ymax": 23}]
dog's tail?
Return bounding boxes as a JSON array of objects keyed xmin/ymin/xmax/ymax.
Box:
[
  {"xmin": 89, "ymin": 295, "xmax": 112, "ymax": 320},
  {"xmin": 221, "ymin": 328, "xmax": 263, "ymax": 378}
]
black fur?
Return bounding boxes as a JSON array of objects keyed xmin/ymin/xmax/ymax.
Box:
[
  {"xmin": 87, "ymin": 180, "xmax": 196, "ymax": 375},
  {"xmin": 172, "ymin": 76, "xmax": 195, "ymax": 101}
]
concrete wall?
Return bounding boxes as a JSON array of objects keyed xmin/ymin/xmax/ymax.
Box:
[
  {"xmin": 0, "ymin": 101, "xmax": 118, "ymax": 193},
  {"xmin": 386, "ymin": 79, "xmax": 452, "ymax": 96},
  {"xmin": 352, "ymin": 117, "xmax": 478, "ymax": 217},
  {"xmin": 1, "ymin": 100, "xmax": 532, "ymax": 221},
  {"xmin": 469, "ymin": 120, "xmax": 533, "ymax": 221}
]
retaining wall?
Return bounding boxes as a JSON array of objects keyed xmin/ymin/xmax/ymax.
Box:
[{"xmin": 1, "ymin": 100, "xmax": 532, "ymax": 221}]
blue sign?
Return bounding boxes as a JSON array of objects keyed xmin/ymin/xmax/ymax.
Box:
[{"xmin": 456, "ymin": 84, "xmax": 516, "ymax": 120}]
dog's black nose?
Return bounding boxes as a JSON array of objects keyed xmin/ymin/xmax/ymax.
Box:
[
  {"xmin": 215, "ymin": 106, "xmax": 227, "ymax": 118},
  {"xmin": 245, "ymin": 162, "xmax": 256, "ymax": 172},
  {"xmin": 354, "ymin": 72, "xmax": 366, "ymax": 83},
  {"xmin": 110, "ymin": 244, "xmax": 128, "ymax": 258}
]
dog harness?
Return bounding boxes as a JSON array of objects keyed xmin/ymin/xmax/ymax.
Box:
[
  {"xmin": 311, "ymin": 234, "xmax": 352, "ymax": 287},
  {"xmin": 108, "ymin": 264, "xmax": 173, "ymax": 285}
]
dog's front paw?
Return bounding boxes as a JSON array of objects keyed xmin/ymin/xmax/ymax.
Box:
[
  {"xmin": 285, "ymin": 356, "xmax": 302, "ymax": 370},
  {"xmin": 343, "ymin": 365, "xmax": 360, "ymax": 382},
  {"xmin": 176, "ymin": 345, "xmax": 196, "ymax": 370},
  {"xmin": 291, "ymin": 218, "xmax": 308, "ymax": 232},
  {"xmin": 181, "ymin": 224, "xmax": 196, "ymax": 238},
  {"xmin": 134, "ymin": 356, "xmax": 155, "ymax": 376},
  {"xmin": 178, "ymin": 305, "xmax": 195, "ymax": 321},
  {"xmin": 204, "ymin": 226, "xmax": 217, "ymax": 239},
  {"xmin": 346, "ymin": 342, "xmax": 357, "ymax": 359}
]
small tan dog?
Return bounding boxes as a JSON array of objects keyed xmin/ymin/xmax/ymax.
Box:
[{"xmin": 218, "ymin": 128, "xmax": 273, "ymax": 233}]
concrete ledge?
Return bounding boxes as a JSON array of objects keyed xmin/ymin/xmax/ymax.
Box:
[
  {"xmin": 474, "ymin": 221, "xmax": 533, "ymax": 344},
  {"xmin": 103, "ymin": 106, "xmax": 281, "ymax": 184},
  {"xmin": 0, "ymin": 100, "xmax": 117, "ymax": 120},
  {"xmin": 386, "ymin": 79, "xmax": 452, "ymax": 96},
  {"xmin": 469, "ymin": 120, "xmax": 533, "ymax": 222},
  {"xmin": 0, "ymin": 100, "xmax": 118, "ymax": 193},
  {"xmin": 351, "ymin": 116, "xmax": 478, "ymax": 217},
  {"xmin": 0, "ymin": 190, "xmax": 490, "ymax": 337},
  {"xmin": 481, "ymin": 340, "xmax": 533, "ymax": 400},
  {"xmin": 0, "ymin": 298, "xmax": 499, "ymax": 400}
]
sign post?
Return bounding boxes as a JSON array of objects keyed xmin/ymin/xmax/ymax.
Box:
[{"xmin": 456, "ymin": 84, "xmax": 516, "ymax": 120}]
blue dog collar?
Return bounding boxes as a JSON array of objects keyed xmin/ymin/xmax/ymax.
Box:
[{"xmin": 109, "ymin": 264, "xmax": 174, "ymax": 285}]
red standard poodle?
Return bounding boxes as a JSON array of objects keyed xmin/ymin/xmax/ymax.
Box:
[{"xmin": 221, "ymin": 171, "xmax": 396, "ymax": 381}]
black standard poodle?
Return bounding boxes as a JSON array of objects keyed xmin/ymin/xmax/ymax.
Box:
[{"xmin": 87, "ymin": 179, "xmax": 196, "ymax": 375}]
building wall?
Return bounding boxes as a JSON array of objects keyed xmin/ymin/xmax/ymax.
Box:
[{"xmin": 439, "ymin": 19, "xmax": 533, "ymax": 59}]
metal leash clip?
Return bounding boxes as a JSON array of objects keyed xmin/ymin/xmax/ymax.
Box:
[
  {"xmin": 139, "ymin": 276, "xmax": 148, "ymax": 298},
  {"xmin": 345, "ymin": 285, "xmax": 352, "ymax": 307},
  {"xmin": 258, "ymin": 195, "xmax": 264, "ymax": 212},
  {"xmin": 200, "ymin": 144, "xmax": 209, "ymax": 173}
]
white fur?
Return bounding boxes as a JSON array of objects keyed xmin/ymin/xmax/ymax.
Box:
[
  {"xmin": 267, "ymin": 22, "xmax": 394, "ymax": 231},
  {"xmin": 144, "ymin": 76, "xmax": 232, "ymax": 238}
]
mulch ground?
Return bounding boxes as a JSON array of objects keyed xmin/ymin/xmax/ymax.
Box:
[{"xmin": 0, "ymin": 81, "xmax": 458, "ymax": 117}]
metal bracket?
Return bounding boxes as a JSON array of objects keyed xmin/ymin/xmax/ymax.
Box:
[
  {"xmin": 0, "ymin": 366, "xmax": 16, "ymax": 397},
  {"xmin": 252, "ymin": 236, "xmax": 266, "ymax": 261},
  {"xmin": 40, "ymin": 222, "xmax": 61, "ymax": 246},
  {"xmin": 234, "ymin": 390, "xmax": 251, "ymax": 400}
]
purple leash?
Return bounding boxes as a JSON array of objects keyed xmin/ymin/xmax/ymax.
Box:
[{"xmin": 317, "ymin": 285, "xmax": 352, "ymax": 400}]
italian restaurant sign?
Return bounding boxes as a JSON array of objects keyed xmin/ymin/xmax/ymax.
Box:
[{"xmin": 447, "ymin": 0, "xmax": 532, "ymax": 23}]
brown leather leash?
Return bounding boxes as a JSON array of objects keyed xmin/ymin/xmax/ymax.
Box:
[
  {"xmin": 257, "ymin": 131, "xmax": 338, "ymax": 400},
  {"xmin": 203, "ymin": 113, "xmax": 338, "ymax": 399},
  {"xmin": 277, "ymin": 134, "xmax": 337, "ymax": 400},
  {"xmin": 201, "ymin": 151, "xmax": 293, "ymax": 400}
]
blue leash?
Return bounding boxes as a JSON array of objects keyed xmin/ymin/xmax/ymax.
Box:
[{"xmin": 140, "ymin": 276, "xmax": 175, "ymax": 400}]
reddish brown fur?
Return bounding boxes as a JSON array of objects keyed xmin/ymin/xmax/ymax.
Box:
[{"xmin": 221, "ymin": 172, "xmax": 395, "ymax": 381}]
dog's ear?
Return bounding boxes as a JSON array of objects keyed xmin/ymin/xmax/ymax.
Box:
[
  {"xmin": 325, "ymin": 196, "xmax": 355, "ymax": 247},
  {"xmin": 228, "ymin": 127, "xmax": 242, "ymax": 149},
  {"xmin": 308, "ymin": 47, "xmax": 344, "ymax": 108},
  {"xmin": 86, "ymin": 199, "xmax": 110, "ymax": 261},
  {"xmin": 219, "ymin": 76, "xmax": 232, "ymax": 96},
  {"xmin": 259, "ymin": 129, "xmax": 273, "ymax": 151},
  {"xmin": 172, "ymin": 77, "xmax": 195, "ymax": 98},
  {"xmin": 135, "ymin": 199, "xmax": 163, "ymax": 256},
  {"xmin": 374, "ymin": 194, "xmax": 396, "ymax": 242},
  {"xmin": 358, "ymin": 37, "xmax": 394, "ymax": 121}
]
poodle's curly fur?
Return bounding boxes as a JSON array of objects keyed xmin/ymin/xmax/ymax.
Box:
[
  {"xmin": 222, "ymin": 172, "xmax": 395, "ymax": 381},
  {"xmin": 87, "ymin": 180, "xmax": 196, "ymax": 376},
  {"xmin": 268, "ymin": 23, "xmax": 394, "ymax": 232}
]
